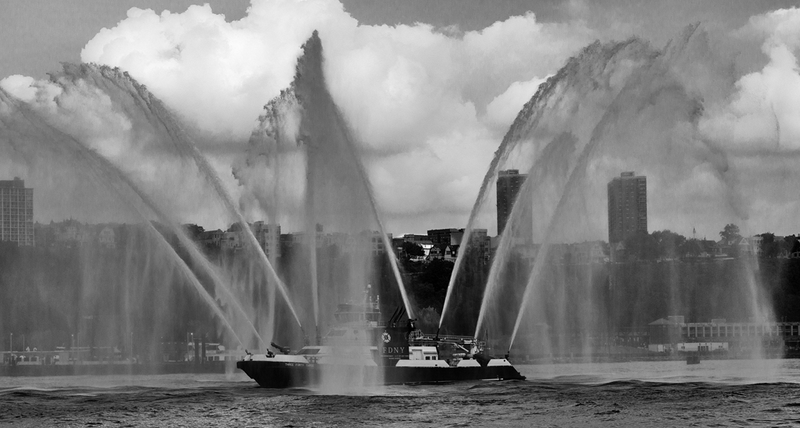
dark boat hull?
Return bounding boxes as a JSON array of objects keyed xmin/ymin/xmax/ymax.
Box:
[{"xmin": 236, "ymin": 360, "xmax": 526, "ymax": 388}]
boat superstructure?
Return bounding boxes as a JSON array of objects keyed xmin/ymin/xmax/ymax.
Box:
[{"xmin": 237, "ymin": 287, "xmax": 526, "ymax": 388}]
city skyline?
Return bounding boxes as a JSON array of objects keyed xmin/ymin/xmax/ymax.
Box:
[
  {"xmin": 26, "ymin": 200, "xmax": 791, "ymax": 249},
  {"xmin": 5, "ymin": 170, "xmax": 795, "ymax": 244}
]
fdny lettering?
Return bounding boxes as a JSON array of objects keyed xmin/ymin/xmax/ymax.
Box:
[{"xmin": 383, "ymin": 346, "xmax": 407, "ymax": 354}]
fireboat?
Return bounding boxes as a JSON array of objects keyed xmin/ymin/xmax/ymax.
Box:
[{"xmin": 237, "ymin": 288, "xmax": 526, "ymax": 388}]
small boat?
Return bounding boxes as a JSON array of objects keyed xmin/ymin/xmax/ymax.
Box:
[
  {"xmin": 686, "ymin": 354, "xmax": 700, "ymax": 365},
  {"xmin": 237, "ymin": 292, "xmax": 526, "ymax": 388}
]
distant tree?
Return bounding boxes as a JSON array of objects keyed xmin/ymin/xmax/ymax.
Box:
[
  {"xmin": 415, "ymin": 307, "xmax": 441, "ymax": 333},
  {"xmin": 760, "ymin": 232, "xmax": 778, "ymax": 258},
  {"xmin": 401, "ymin": 242, "xmax": 424, "ymax": 259},
  {"xmin": 680, "ymin": 239, "xmax": 702, "ymax": 258},
  {"xmin": 778, "ymin": 235, "xmax": 797, "ymax": 258},
  {"xmin": 183, "ymin": 224, "xmax": 205, "ymax": 241},
  {"xmin": 651, "ymin": 230, "xmax": 687, "ymax": 260},
  {"xmin": 420, "ymin": 258, "xmax": 454, "ymax": 289},
  {"xmin": 788, "ymin": 235, "xmax": 800, "ymax": 255},
  {"xmin": 405, "ymin": 258, "xmax": 453, "ymax": 313},
  {"xmin": 719, "ymin": 224, "xmax": 742, "ymax": 246},
  {"xmin": 623, "ymin": 230, "xmax": 657, "ymax": 261}
]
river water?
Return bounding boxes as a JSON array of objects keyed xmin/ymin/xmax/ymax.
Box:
[{"xmin": 2, "ymin": 359, "xmax": 800, "ymax": 427}]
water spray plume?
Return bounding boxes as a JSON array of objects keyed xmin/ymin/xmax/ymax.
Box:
[
  {"xmin": 503, "ymin": 42, "xmax": 674, "ymax": 351},
  {"xmin": 439, "ymin": 41, "xmax": 632, "ymax": 334},
  {"xmin": 440, "ymin": 25, "xmax": 788, "ymax": 361},
  {"xmin": 291, "ymin": 31, "xmax": 414, "ymax": 321},
  {"xmin": 436, "ymin": 41, "xmax": 608, "ymax": 331},
  {"xmin": 78, "ymin": 64, "xmax": 304, "ymax": 330},
  {"xmin": 0, "ymin": 90, "xmax": 250, "ymax": 347},
  {"xmin": 2, "ymin": 19, "xmax": 791, "ymax": 367}
]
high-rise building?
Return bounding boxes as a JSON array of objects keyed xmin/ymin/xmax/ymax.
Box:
[
  {"xmin": 0, "ymin": 177, "xmax": 34, "ymax": 246},
  {"xmin": 496, "ymin": 169, "xmax": 527, "ymax": 236},
  {"xmin": 252, "ymin": 221, "xmax": 281, "ymax": 262},
  {"xmin": 607, "ymin": 171, "xmax": 647, "ymax": 244}
]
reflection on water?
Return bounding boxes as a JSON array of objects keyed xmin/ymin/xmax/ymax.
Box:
[{"xmin": 0, "ymin": 372, "xmax": 252, "ymax": 392}]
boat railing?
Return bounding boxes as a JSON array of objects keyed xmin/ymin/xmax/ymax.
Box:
[{"xmin": 412, "ymin": 333, "xmax": 484, "ymax": 347}]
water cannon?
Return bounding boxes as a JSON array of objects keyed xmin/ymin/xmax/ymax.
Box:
[
  {"xmin": 270, "ymin": 342, "xmax": 291, "ymax": 355},
  {"xmin": 453, "ymin": 343, "xmax": 472, "ymax": 357}
]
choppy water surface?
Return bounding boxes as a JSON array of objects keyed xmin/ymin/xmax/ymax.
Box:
[{"xmin": 2, "ymin": 360, "xmax": 800, "ymax": 427}]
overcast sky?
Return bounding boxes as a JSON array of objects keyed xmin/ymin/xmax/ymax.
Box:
[{"xmin": 2, "ymin": 0, "xmax": 800, "ymax": 237}]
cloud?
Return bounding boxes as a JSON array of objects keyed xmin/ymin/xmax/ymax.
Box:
[
  {"xmin": 0, "ymin": 75, "xmax": 40, "ymax": 102},
  {"xmin": 6, "ymin": 0, "xmax": 799, "ymax": 239},
  {"xmin": 1, "ymin": 64, "xmax": 243, "ymax": 229},
  {"xmin": 75, "ymin": 0, "xmax": 595, "ymax": 232},
  {"xmin": 700, "ymin": 8, "xmax": 800, "ymax": 152},
  {"xmin": 484, "ymin": 76, "xmax": 547, "ymax": 131},
  {"xmin": 81, "ymin": 3, "xmax": 305, "ymax": 139}
]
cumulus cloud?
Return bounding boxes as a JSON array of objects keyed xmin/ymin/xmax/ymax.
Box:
[
  {"xmin": 484, "ymin": 76, "xmax": 547, "ymax": 131},
  {"xmin": 4, "ymin": 0, "xmax": 800, "ymax": 239},
  {"xmin": 700, "ymin": 8, "xmax": 800, "ymax": 152},
  {"xmin": 1, "ymin": 64, "xmax": 243, "ymax": 229},
  {"xmin": 77, "ymin": 0, "xmax": 594, "ymax": 232},
  {"xmin": 0, "ymin": 75, "xmax": 41, "ymax": 102}
]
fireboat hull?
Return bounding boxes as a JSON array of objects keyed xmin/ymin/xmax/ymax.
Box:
[{"xmin": 236, "ymin": 359, "xmax": 526, "ymax": 388}]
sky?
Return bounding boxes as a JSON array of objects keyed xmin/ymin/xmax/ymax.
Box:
[
  {"xmin": 2, "ymin": 0, "xmax": 800, "ymax": 238},
  {"xmin": 4, "ymin": 0, "xmax": 798, "ymax": 79}
]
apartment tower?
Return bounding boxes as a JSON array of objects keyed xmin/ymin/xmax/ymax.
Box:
[
  {"xmin": 0, "ymin": 177, "xmax": 34, "ymax": 246},
  {"xmin": 496, "ymin": 169, "xmax": 527, "ymax": 236},
  {"xmin": 607, "ymin": 171, "xmax": 647, "ymax": 244}
]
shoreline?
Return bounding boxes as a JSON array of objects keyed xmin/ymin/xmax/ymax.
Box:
[{"xmin": 0, "ymin": 360, "xmax": 234, "ymax": 377}]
